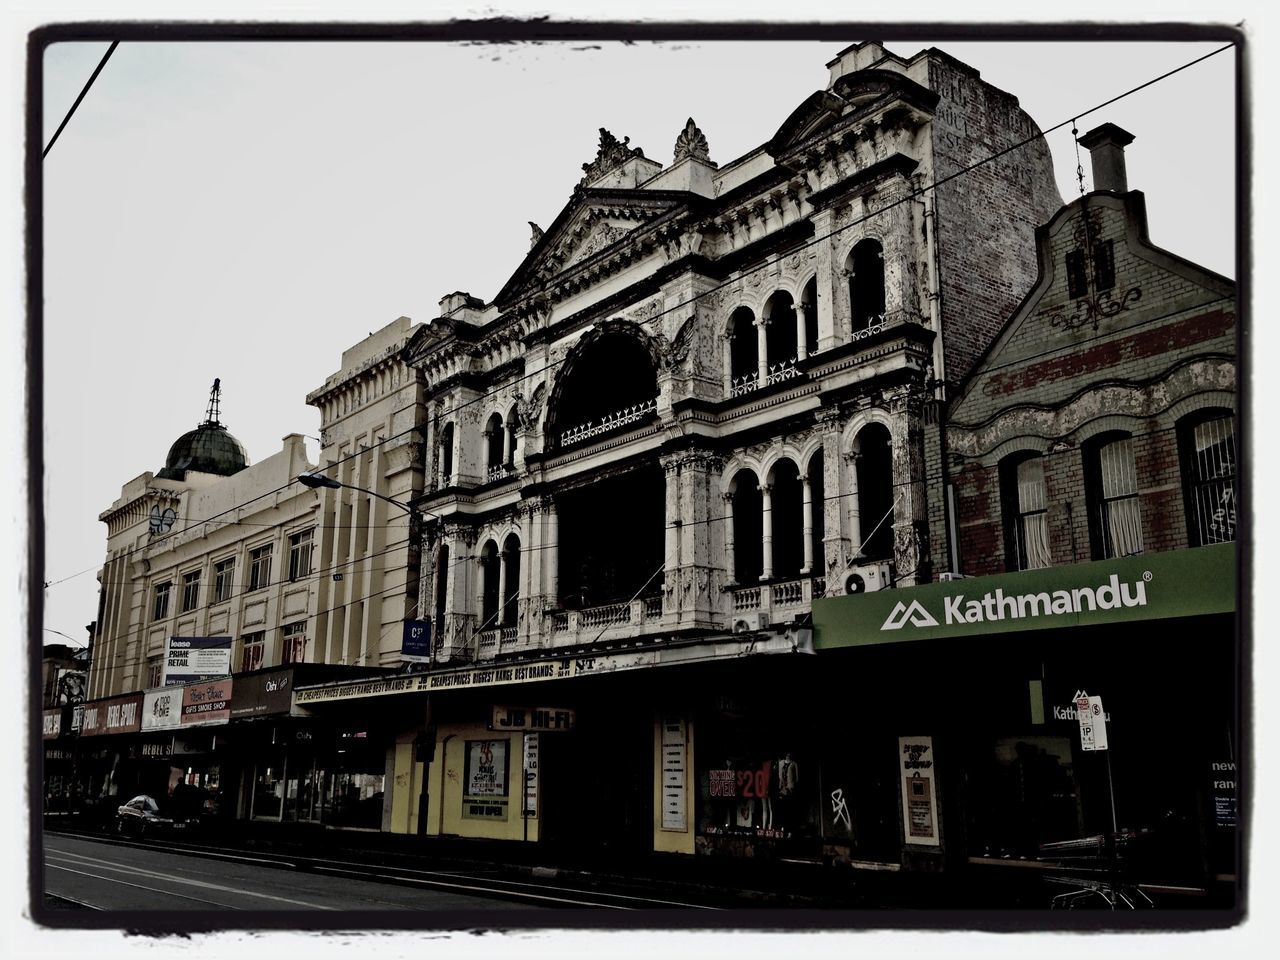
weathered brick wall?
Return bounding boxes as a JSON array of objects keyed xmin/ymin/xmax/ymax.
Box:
[{"xmin": 926, "ymin": 53, "xmax": 1063, "ymax": 389}]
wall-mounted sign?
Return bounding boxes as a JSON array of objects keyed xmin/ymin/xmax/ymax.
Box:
[
  {"xmin": 522, "ymin": 733, "xmax": 539, "ymax": 818},
  {"xmin": 70, "ymin": 704, "xmax": 84, "ymax": 732},
  {"xmin": 229, "ymin": 668, "xmax": 295, "ymax": 718},
  {"xmin": 1211, "ymin": 760, "xmax": 1237, "ymax": 827},
  {"xmin": 814, "ymin": 544, "xmax": 1236, "ymax": 649},
  {"xmin": 899, "ymin": 736, "xmax": 941, "ymax": 847},
  {"xmin": 1076, "ymin": 694, "xmax": 1109, "ymax": 751},
  {"xmin": 42, "ymin": 709, "xmax": 62, "ymax": 740},
  {"xmin": 660, "ymin": 717, "xmax": 688, "ymax": 832},
  {"xmin": 80, "ymin": 693, "xmax": 143, "ymax": 737},
  {"xmin": 55, "ymin": 669, "xmax": 87, "ymax": 705},
  {"xmin": 463, "ymin": 739, "xmax": 509, "ymax": 820},
  {"xmin": 142, "ymin": 687, "xmax": 184, "ymax": 732},
  {"xmin": 181, "ymin": 678, "xmax": 233, "ymax": 726},
  {"xmin": 492, "ymin": 705, "xmax": 576, "ymax": 732},
  {"xmin": 163, "ymin": 636, "xmax": 232, "ymax": 686},
  {"xmin": 401, "ymin": 619, "xmax": 432, "ymax": 663}
]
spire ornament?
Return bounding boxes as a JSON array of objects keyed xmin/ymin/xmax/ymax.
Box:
[
  {"xmin": 578, "ymin": 127, "xmax": 646, "ymax": 188},
  {"xmin": 528, "ymin": 221, "xmax": 544, "ymax": 250},
  {"xmin": 672, "ymin": 117, "xmax": 711, "ymax": 164}
]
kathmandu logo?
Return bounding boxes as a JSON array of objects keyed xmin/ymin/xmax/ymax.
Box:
[
  {"xmin": 881, "ymin": 600, "xmax": 940, "ymax": 630},
  {"xmin": 879, "ymin": 572, "xmax": 1151, "ymax": 632}
]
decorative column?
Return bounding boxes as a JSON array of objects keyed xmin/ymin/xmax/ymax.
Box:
[
  {"xmin": 795, "ymin": 304, "xmax": 808, "ymax": 363},
  {"xmin": 811, "ymin": 208, "xmax": 840, "ymax": 351},
  {"xmin": 800, "ymin": 475, "xmax": 814, "ymax": 575},
  {"xmin": 722, "ymin": 492, "xmax": 736, "ymax": 585},
  {"xmin": 846, "ymin": 452, "xmax": 863, "ymax": 557},
  {"xmin": 760, "ymin": 483, "xmax": 774, "ymax": 581},
  {"xmin": 722, "ymin": 334, "xmax": 734, "ymax": 396},
  {"xmin": 543, "ymin": 496, "xmax": 559, "ymax": 605},
  {"xmin": 496, "ymin": 546, "xmax": 508, "ymax": 628},
  {"xmin": 755, "ymin": 318, "xmax": 769, "ymax": 387}
]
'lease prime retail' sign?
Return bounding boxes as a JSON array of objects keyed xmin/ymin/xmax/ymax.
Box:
[
  {"xmin": 813, "ymin": 544, "xmax": 1235, "ymax": 649},
  {"xmin": 163, "ymin": 636, "xmax": 232, "ymax": 685}
]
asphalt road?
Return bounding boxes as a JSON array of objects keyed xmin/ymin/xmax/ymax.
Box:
[{"xmin": 42, "ymin": 833, "xmax": 545, "ymax": 913}]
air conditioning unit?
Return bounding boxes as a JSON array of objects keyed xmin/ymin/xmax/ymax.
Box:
[
  {"xmin": 840, "ymin": 561, "xmax": 892, "ymax": 595},
  {"xmin": 732, "ymin": 612, "xmax": 770, "ymax": 633},
  {"xmin": 938, "ymin": 572, "xmax": 970, "ymax": 583}
]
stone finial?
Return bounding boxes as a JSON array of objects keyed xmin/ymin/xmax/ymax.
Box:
[
  {"xmin": 528, "ymin": 221, "xmax": 544, "ymax": 251},
  {"xmin": 1078, "ymin": 123, "xmax": 1136, "ymax": 194},
  {"xmin": 672, "ymin": 117, "xmax": 711, "ymax": 164},
  {"xmin": 578, "ymin": 127, "xmax": 646, "ymax": 188}
]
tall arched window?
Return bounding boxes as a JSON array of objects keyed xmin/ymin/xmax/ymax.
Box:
[
  {"xmin": 502, "ymin": 533, "xmax": 521, "ymax": 628},
  {"xmin": 854, "ymin": 424, "xmax": 894, "ymax": 560},
  {"xmin": 485, "ymin": 413, "xmax": 505, "ymax": 478},
  {"xmin": 846, "ymin": 239, "xmax": 886, "ymax": 333},
  {"xmin": 763, "ymin": 291, "xmax": 798, "ymax": 379},
  {"xmin": 729, "ymin": 307, "xmax": 758, "ymax": 395},
  {"xmin": 1085, "ymin": 433, "xmax": 1142, "ymax": 559},
  {"xmin": 768, "ymin": 458, "xmax": 804, "ymax": 579},
  {"xmin": 1179, "ymin": 411, "xmax": 1236, "ymax": 546},
  {"xmin": 439, "ymin": 423, "xmax": 455, "ymax": 486},
  {"xmin": 433, "ymin": 542, "xmax": 450, "ymax": 644},
  {"xmin": 807, "ymin": 448, "xmax": 826, "ymax": 575},
  {"xmin": 730, "ymin": 470, "xmax": 763, "ymax": 582},
  {"xmin": 547, "ymin": 329, "xmax": 659, "ymax": 448},
  {"xmin": 480, "ymin": 539, "xmax": 500, "ymax": 627},
  {"xmin": 800, "ymin": 277, "xmax": 819, "ymax": 357},
  {"xmin": 1000, "ymin": 453, "xmax": 1051, "ymax": 571},
  {"xmin": 505, "ymin": 406, "xmax": 520, "ymax": 468}
]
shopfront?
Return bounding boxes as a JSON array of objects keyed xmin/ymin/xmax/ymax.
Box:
[
  {"xmin": 42, "ymin": 707, "xmax": 76, "ymax": 813},
  {"xmin": 811, "ymin": 544, "xmax": 1239, "ymax": 890},
  {"xmin": 76, "ymin": 692, "xmax": 145, "ymax": 816},
  {"xmin": 138, "ymin": 682, "xmax": 234, "ymax": 819}
]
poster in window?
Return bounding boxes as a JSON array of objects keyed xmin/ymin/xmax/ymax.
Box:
[
  {"xmin": 660, "ymin": 717, "xmax": 687, "ymax": 831},
  {"xmin": 463, "ymin": 739, "xmax": 509, "ymax": 820},
  {"xmin": 898, "ymin": 736, "xmax": 941, "ymax": 847}
]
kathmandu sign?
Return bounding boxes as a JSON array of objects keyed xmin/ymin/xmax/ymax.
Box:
[{"xmin": 812, "ymin": 544, "xmax": 1234, "ymax": 649}]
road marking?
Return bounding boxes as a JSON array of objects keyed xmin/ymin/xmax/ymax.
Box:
[
  {"xmin": 46, "ymin": 864, "xmax": 246, "ymax": 910},
  {"xmin": 45, "ymin": 851, "xmax": 334, "ymax": 910},
  {"xmin": 311, "ymin": 864, "xmax": 634, "ymax": 909}
]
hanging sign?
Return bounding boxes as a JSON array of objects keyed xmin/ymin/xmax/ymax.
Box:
[
  {"xmin": 522, "ymin": 733, "xmax": 540, "ymax": 818},
  {"xmin": 1077, "ymin": 694, "xmax": 1109, "ymax": 751},
  {"xmin": 401, "ymin": 620, "xmax": 432, "ymax": 663},
  {"xmin": 899, "ymin": 736, "xmax": 941, "ymax": 847},
  {"xmin": 660, "ymin": 717, "xmax": 688, "ymax": 832}
]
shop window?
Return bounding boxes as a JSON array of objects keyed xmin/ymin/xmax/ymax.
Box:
[
  {"xmin": 151, "ymin": 582, "xmax": 171, "ymax": 622},
  {"xmin": 248, "ymin": 544, "xmax": 273, "ymax": 592},
  {"xmin": 967, "ymin": 736, "xmax": 1081, "ymax": 859},
  {"xmin": 180, "ymin": 569, "xmax": 201, "ymax": 612},
  {"xmin": 1001, "ymin": 454, "xmax": 1051, "ymax": 571},
  {"xmin": 462, "ymin": 739, "xmax": 510, "ymax": 820},
  {"xmin": 846, "ymin": 239, "xmax": 885, "ymax": 333},
  {"xmin": 325, "ymin": 731, "xmax": 387, "ymax": 829},
  {"xmin": 213, "ymin": 557, "xmax": 235, "ymax": 603},
  {"xmin": 240, "ymin": 631, "xmax": 266, "ymax": 673},
  {"xmin": 146, "ymin": 657, "xmax": 162, "ymax": 689},
  {"xmin": 1086, "ymin": 433, "xmax": 1142, "ymax": 559},
  {"xmin": 282, "ymin": 622, "xmax": 308, "ymax": 665},
  {"xmin": 1180, "ymin": 411, "xmax": 1236, "ymax": 546},
  {"xmin": 288, "ymin": 528, "xmax": 314, "ymax": 582},
  {"xmin": 252, "ymin": 759, "xmax": 284, "ymax": 820}
]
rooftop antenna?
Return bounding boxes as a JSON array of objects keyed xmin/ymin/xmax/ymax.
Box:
[{"xmin": 203, "ymin": 378, "xmax": 222, "ymax": 426}]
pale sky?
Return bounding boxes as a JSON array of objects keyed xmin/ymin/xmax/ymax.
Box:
[{"xmin": 38, "ymin": 36, "xmax": 1237, "ymax": 648}]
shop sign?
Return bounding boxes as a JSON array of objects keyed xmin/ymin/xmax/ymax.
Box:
[
  {"xmin": 42, "ymin": 709, "xmax": 61, "ymax": 740},
  {"xmin": 522, "ymin": 733, "xmax": 539, "ymax": 818},
  {"xmin": 492, "ymin": 705, "xmax": 575, "ymax": 732},
  {"xmin": 899, "ymin": 737, "xmax": 941, "ymax": 847},
  {"xmin": 463, "ymin": 739, "xmax": 509, "ymax": 820},
  {"xmin": 229, "ymin": 668, "xmax": 295, "ymax": 718},
  {"xmin": 142, "ymin": 687, "xmax": 184, "ymax": 731},
  {"xmin": 1076, "ymin": 694, "xmax": 1109, "ymax": 751},
  {"xmin": 181, "ymin": 678, "xmax": 233, "ymax": 726},
  {"xmin": 660, "ymin": 718, "xmax": 687, "ymax": 831},
  {"xmin": 813, "ymin": 544, "xmax": 1236, "ymax": 649},
  {"xmin": 401, "ymin": 619, "xmax": 432, "ymax": 663},
  {"xmin": 1211, "ymin": 761, "xmax": 1237, "ymax": 827},
  {"xmin": 163, "ymin": 636, "xmax": 232, "ymax": 686},
  {"xmin": 80, "ymin": 693, "xmax": 143, "ymax": 737},
  {"xmin": 138, "ymin": 741, "xmax": 172, "ymax": 759}
]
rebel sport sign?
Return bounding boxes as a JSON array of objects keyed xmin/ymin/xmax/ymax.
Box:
[{"xmin": 812, "ymin": 543, "xmax": 1234, "ymax": 649}]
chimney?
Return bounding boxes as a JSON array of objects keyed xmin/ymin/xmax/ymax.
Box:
[{"xmin": 1078, "ymin": 123, "xmax": 1135, "ymax": 193}]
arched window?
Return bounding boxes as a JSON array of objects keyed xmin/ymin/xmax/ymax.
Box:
[
  {"xmin": 505, "ymin": 406, "xmax": 520, "ymax": 468},
  {"xmin": 1000, "ymin": 453, "xmax": 1051, "ymax": 571},
  {"xmin": 439, "ymin": 423, "xmax": 454, "ymax": 486},
  {"xmin": 548, "ymin": 329, "xmax": 659, "ymax": 448},
  {"xmin": 763, "ymin": 291, "xmax": 798, "ymax": 379},
  {"xmin": 767, "ymin": 458, "xmax": 804, "ymax": 579},
  {"xmin": 1178, "ymin": 411, "xmax": 1236, "ymax": 546},
  {"xmin": 800, "ymin": 277, "xmax": 819, "ymax": 357},
  {"xmin": 853, "ymin": 424, "xmax": 893, "ymax": 560},
  {"xmin": 729, "ymin": 307, "xmax": 759, "ymax": 395},
  {"xmin": 433, "ymin": 542, "xmax": 450, "ymax": 644},
  {"xmin": 502, "ymin": 533, "xmax": 521, "ymax": 628},
  {"xmin": 846, "ymin": 239, "xmax": 885, "ymax": 333},
  {"xmin": 730, "ymin": 470, "xmax": 763, "ymax": 583},
  {"xmin": 485, "ymin": 413, "xmax": 505, "ymax": 479},
  {"xmin": 1085, "ymin": 433, "xmax": 1142, "ymax": 559},
  {"xmin": 480, "ymin": 539, "xmax": 500, "ymax": 628},
  {"xmin": 807, "ymin": 448, "xmax": 826, "ymax": 574}
]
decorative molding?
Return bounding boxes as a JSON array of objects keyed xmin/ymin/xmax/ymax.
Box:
[
  {"xmin": 579, "ymin": 127, "xmax": 646, "ymax": 188},
  {"xmin": 672, "ymin": 117, "xmax": 712, "ymax": 164}
]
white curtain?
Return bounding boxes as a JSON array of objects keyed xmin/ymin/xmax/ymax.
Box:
[
  {"xmin": 1016, "ymin": 458, "xmax": 1051, "ymax": 569},
  {"xmin": 1098, "ymin": 437, "xmax": 1143, "ymax": 557}
]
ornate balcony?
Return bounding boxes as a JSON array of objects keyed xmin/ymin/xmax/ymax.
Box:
[{"xmin": 558, "ymin": 398, "xmax": 658, "ymax": 449}]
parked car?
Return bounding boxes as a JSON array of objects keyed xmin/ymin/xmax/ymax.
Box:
[{"xmin": 114, "ymin": 794, "xmax": 199, "ymax": 837}]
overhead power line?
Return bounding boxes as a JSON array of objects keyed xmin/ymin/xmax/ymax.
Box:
[{"xmin": 43, "ymin": 41, "xmax": 118, "ymax": 159}]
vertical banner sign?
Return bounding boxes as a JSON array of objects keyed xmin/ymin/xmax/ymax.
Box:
[
  {"xmin": 898, "ymin": 736, "xmax": 941, "ymax": 847},
  {"xmin": 1077, "ymin": 694, "xmax": 1109, "ymax": 751},
  {"xmin": 163, "ymin": 637, "xmax": 232, "ymax": 685},
  {"xmin": 661, "ymin": 717, "xmax": 688, "ymax": 831},
  {"xmin": 401, "ymin": 620, "xmax": 432, "ymax": 663},
  {"xmin": 522, "ymin": 733, "xmax": 539, "ymax": 818}
]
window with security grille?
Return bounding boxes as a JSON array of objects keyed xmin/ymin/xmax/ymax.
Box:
[
  {"xmin": 240, "ymin": 632, "xmax": 266, "ymax": 673},
  {"xmin": 282, "ymin": 622, "xmax": 308, "ymax": 665},
  {"xmin": 1181, "ymin": 413, "xmax": 1236, "ymax": 546},
  {"xmin": 249, "ymin": 544, "xmax": 273, "ymax": 592},
  {"xmin": 213, "ymin": 557, "xmax": 235, "ymax": 603},
  {"xmin": 1087, "ymin": 434, "xmax": 1143, "ymax": 559},
  {"xmin": 181, "ymin": 569, "xmax": 201, "ymax": 612},
  {"xmin": 288, "ymin": 528, "xmax": 314, "ymax": 582},
  {"xmin": 152, "ymin": 582, "xmax": 171, "ymax": 622},
  {"xmin": 1002, "ymin": 455, "xmax": 1051, "ymax": 571}
]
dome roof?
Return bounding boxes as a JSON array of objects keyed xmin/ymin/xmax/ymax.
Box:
[{"xmin": 157, "ymin": 421, "xmax": 250, "ymax": 481}]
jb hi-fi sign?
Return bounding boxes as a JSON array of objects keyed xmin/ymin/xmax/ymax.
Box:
[{"xmin": 812, "ymin": 544, "xmax": 1234, "ymax": 649}]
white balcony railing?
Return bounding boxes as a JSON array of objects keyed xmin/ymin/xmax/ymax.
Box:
[
  {"xmin": 730, "ymin": 576, "xmax": 824, "ymax": 617},
  {"xmin": 558, "ymin": 398, "xmax": 658, "ymax": 449},
  {"xmin": 730, "ymin": 372, "xmax": 759, "ymax": 398},
  {"xmin": 765, "ymin": 358, "xmax": 799, "ymax": 386}
]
